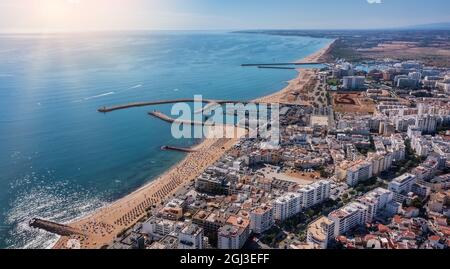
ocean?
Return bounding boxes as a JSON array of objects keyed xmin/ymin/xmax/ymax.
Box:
[{"xmin": 0, "ymin": 31, "xmax": 331, "ymax": 249}]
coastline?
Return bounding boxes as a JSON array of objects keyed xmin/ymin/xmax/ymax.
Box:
[{"xmin": 53, "ymin": 39, "xmax": 336, "ymax": 249}]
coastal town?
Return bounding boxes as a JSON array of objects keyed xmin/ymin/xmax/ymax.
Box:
[{"xmin": 32, "ymin": 41, "xmax": 450, "ymax": 250}]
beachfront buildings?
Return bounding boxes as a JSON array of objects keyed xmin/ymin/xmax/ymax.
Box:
[
  {"xmin": 159, "ymin": 198, "xmax": 185, "ymax": 220},
  {"xmin": 142, "ymin": 217, "xmax": 184, "ymax": 240},
  {"xmin": 195, "ymin": 174, "xmax": 230, "ymax": 195},
  {"xmin": 250, "ymin": 205, "xmax": 274, "ymax": 234}
]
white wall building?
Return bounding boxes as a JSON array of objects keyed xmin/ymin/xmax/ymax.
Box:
[
  {"xmin": 328, "ymin": 188, "xmax": 394, "ymax": 236},
  {"xmin": 142, "ymin": 217, "xmax": 181, "ymax": 240},
  {"xmin": 307, "ymin": 217, "xmax": 335, "ymax": 249},
  {"xmin": 273, "ymin": 193, "xmax": 302, "ymax": 221},
  {"xmin": 388, "ymin": 173, "xmax": 417, "ymax": 203},
  {"xmin": 415, "ymin": 115, "xmax": 438, "ymax": 134},
  {"xmin": 178, "ymin": 224, "xmax": 204, "ymax": 249},
  {"xmin": 329, "ymin": 202, "xmax": 369, "ymax": 236},
  {"xmin": 298, "ymin": 180, "xmax": 331, "ymax": 208},
  {"xmin": 337, "ymin": 160, "xmax": 373, "ymax": 187},
  {"xmin": 217, "ymin": 218, "xmax": 250, "ymax": 250},
  {"xmin": 250, "ymin": 205, "xmax": 274, "ymax": 234}
]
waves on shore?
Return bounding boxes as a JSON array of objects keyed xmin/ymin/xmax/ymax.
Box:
[{"xmin": 4, "ymin": 176, "xmax": 107, "ymax": 249}]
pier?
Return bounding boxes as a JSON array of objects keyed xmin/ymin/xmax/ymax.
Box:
[
  {"xmin": 29, "ymin": 218, "xmax": 85, "ymax": 237},
  {"xmin": 98, "ymin": 99, "xmax": 213, "ymax": 113},
  {"xmin": 98, "ymin": 99, "xmax": 290, "ymax": 114},
  {"xmin": 258, "ymin": 66, "xmax": 296, "ymax": 70},
  {"xmin": 194, "ymin": 102, "xmax": 221, "ymax": 114},
  {"xmin": 149, "ymin": 110, "xmax": 213, "ymax": 126}
]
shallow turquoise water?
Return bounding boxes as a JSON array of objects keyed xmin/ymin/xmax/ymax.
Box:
[{"xmin": 0, "ymin": 31, "xmax": 331, "ymax": 248}]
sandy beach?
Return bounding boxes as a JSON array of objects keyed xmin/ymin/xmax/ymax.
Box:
[
  {"xmin": 53, "ymin": 40, "xmax": 335, "ymax": 249},
  {"xmin": 257, "ymin": 40, "xmax": 334, "ymax": 104}
]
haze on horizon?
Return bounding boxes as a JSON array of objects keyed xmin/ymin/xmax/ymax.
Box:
[{"xmin": 0, "ymin": 0, "xmax": 449, "ymax": 33}]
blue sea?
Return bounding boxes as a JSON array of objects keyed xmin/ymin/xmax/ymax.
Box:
[{"xmin": 0, "ymin": 31, "xmax": 331, "ymax": 249}]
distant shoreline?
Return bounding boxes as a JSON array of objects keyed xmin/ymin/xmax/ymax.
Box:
[{"xmin": 52, "ymin": 38, "xmax": 336, "ymax": 249}]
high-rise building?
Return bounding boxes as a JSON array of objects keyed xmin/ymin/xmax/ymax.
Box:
[
  {"xmin": 329, "ymin": 202, "xmax": 369, "ymax": 236},
  {"xmin": 178, "ymin": 224, "xmax": 204, "ymax": 249},
  {"xmin": 336, "ymin": 160, "xmax": 373, "ymax": 186},
  {"xmin": 250, "ymin": 205, "xmax": 274, "ymax": 234},
  {"xmin": 298, "ymin": 180, "xmax": 331, "ymax": 208},
  {"xmin": 307, "ymin": 217, "xmax": 335, "ymax": 249},
  {"xmin": 342, "ymin": 76, "xmax": 365, "ymax": 90},
  {"xmin": 415, "ymin": 115, "xmax": 438, "ymax": 134},
  {"xmin": 388, "ymin": 173, "xmax": 417, "ymax": 202},
  {"xmin": 217, "ymin": 216, "xmax": 250, "ymax": 249},
  {"xmin": 328, "ymin": 188, "xmax": 394, "ymax": 237},
  {"xmin": 273, "ymin": 193, "xmax": 302, "ymax": 221}
]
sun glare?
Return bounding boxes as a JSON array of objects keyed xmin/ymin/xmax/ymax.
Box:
[{"xmin": 4, "ymin": 0, "xmax": 167, "ymax": 33}]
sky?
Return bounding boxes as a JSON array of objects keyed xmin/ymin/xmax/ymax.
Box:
[{"xmin": 0, "ymin": 0, "xmax": 449, "ymax": 33}]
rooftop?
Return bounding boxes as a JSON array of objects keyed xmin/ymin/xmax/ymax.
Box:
[{"xmin": 308, "ymin": 217, "xmax": 334, "ymax": 242}]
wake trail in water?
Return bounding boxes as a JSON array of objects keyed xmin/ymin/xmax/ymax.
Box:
[
  {"xmin": 84, "ymin": 92, "xmax": 115, "ymax": 100},
  {"xmin": 73, "ymin": 84, "xmax": 143, "ymax": 103},
  {"xmin": 119, "ymin": 84, "xmax": 143, "ymax": 93}
]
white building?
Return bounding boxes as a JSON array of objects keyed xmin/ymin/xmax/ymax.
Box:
[
  {"xmin": 415, "ymin": 115, "xmax": 438, "ymax": 134},
  {"xmin": 250, "ymin": 205, "xmax": 274, "ymax": 234},
  {"xmin": 217, "ymin": 225, "xmax": 243, "ymax": 249},
  {"xmin": 142, "ymin": 217, "xmax": 181, "ymax": 240},
  {"xmin": 273, "ymin": 193, "xmax": 302, "ymax": 221},
  {"xmin": 356, "ymin": 196, "xmax": 378, "ymax": 223},
  {"xmin": 217, "ymin": 216, "xmax": 250, "ymax": 250},
  {"xmin": 357, "ymin": 188, "xmax": 394, "ymax": 223},
  {"xmin": 388, "ymin": 173, "xmax": 417, "ymax": 203},
  {"xmin": 365, "ymin": 188, "xmax": 394, "ymax": 209},
  {"xmin": 178, "ymin": 224, "xmax": 204, "ymax": 249},
  {"xmin": 329, "ymin": 202, "xmax": 369, "ymax": 236},
  {"xmin": 336, "ymin": 160, "xmax": 373, "ymax": 187},
  {"xmin": 408, "ymin": 126, "xmax": 422, "ymax": 140},
  {"xmin": 368, "ymin": 153, "xmax": 392, "ymax": 176},
  {"xmin": 408, "ymin": 72, "xmax": 422, "ymax": 81},
  {"xmin": 328, "ymin": 188, "xmax": 393, "ymax": 236},
  {"xmin": 389, "ymin": 134, "xmax": 406, "ymax": 162},
  {"xmin": 307, "ymin": 217, "xmax": 335, "ymax": 249},
  {"xmin": 298, "ymin": 180, "xmax": 331, "ymax": 208}
]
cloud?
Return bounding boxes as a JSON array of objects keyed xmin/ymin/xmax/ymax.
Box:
[{"xmin": 367, "ymin": 0, "xmax": 383, "ymax": 4}]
